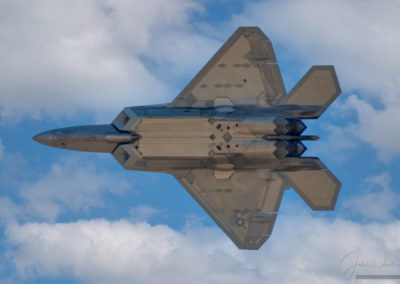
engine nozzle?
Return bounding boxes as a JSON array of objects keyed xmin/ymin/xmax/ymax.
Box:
[
  {"xmin": 274, "ymin": 140, "xmax": 307, "ymax": 159},
  {"xmin": 273, "ymin": 117, "xmax": 306, "ymax": 135}
]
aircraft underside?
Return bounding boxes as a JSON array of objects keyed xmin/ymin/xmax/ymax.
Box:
[{"xmin": 33, "ymin": 27, "xmax": 342, "ymax": 249}]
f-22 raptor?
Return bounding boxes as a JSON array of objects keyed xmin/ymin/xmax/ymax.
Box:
[{"xmin": 34, "ymin": 27, "xmax": 341, "ymax": 250}]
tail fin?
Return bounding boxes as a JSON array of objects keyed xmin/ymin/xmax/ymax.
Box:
[
  {"xmin": 280, "ymin": 158, "xmax": 341, "ymax": 210},
  {"xmin": 278, "ymin": 66, "xmax": 341, "ymax": 118}
]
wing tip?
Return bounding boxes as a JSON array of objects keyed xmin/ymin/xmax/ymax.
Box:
[
  {"xmin": 232, "ymin": 237, "xmax": 269, "ymax": 250},
  {"xmin": 309, "ymin": 65, "xmax": 342, "ymax": 97},
  {"xmin": 235, "ymin": 26, "xmax": 271, "ymax": 42}
]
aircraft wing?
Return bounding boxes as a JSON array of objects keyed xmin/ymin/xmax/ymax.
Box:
[
  {"xmin": 172, "ymin": 169, "xmax": 286, "ymax": 249},
  {"xmin": 172, "ymin": 159, "xmax": 340, "ymax": 249},
  {"xmin": 171, "ymin": 27, "xmax": 286, "ymax": 108}
]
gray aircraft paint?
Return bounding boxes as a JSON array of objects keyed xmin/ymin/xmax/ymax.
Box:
[{"xmin": 34, "ymin": 27, "xmax": 341, "ymax": 250}]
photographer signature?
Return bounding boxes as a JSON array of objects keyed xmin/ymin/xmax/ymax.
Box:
[{"xmin": 340, "ymin": 251, "xmax": 400, "ymax": 279}]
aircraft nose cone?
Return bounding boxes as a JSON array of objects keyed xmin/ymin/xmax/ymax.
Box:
[{"xmin": 32, "ymin": 131, "xmax": 57, "ymax": 146}]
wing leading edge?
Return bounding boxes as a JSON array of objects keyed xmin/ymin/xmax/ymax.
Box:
[{"xmin": 171, "ymin": 27, "xmax": 287, "ymax": 108}]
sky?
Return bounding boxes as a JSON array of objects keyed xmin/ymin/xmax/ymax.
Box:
[{"xmin": 1, "ymin": 0, "xmax": 400, "ymax": 283}]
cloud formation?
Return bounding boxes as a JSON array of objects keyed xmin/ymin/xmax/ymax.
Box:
[
  {"xmin": 0, "ymin": 0, "xmax": 217, "ymax": 122},
  {"xmin": 343, "ymin": 96, "xmax": 400, "ymax": 160},
  {"xmin": 344, "ymin": 173, "xmax": 400, "ymax": 221},
  {"xmin": 129, "ymin": 204, "xmax": 161, "ymax": 222},
  {"xmin": 0, "ymin": 156, "xmax": 131, "ymax": 222},
  {"xmin": 1, "ymin": 1, "xmax": 400, "ymax": 283},
  {"xmin": 5, "ymin": 216, "xmax": 400, "ymax": 284},
  {"xmin": 2, "ymin": 0, "xmax": 400, "ymax": 159}
]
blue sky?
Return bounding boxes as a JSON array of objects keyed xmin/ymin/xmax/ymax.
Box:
[{"xmin": 1, "ymin": 0, "xmax": 400, "ymax": 283}]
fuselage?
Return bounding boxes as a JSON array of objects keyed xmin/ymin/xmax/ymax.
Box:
[
  {"xmin": 34, "ymin": 105, "xmax": 320, "ymax": 173},
  {"xmin": 31, "ymin": 27, "xmax": 342, "ymax": 250}
]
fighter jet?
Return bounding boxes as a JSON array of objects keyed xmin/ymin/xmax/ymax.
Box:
[{"xmin": 33, "ymin": 27, "xmax": 341, "ymax": 250}]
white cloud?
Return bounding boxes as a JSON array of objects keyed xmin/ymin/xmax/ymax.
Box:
[
  {"xmin": 2, "ymin": 0, "xmax": 400, "ymax": 160},
  {"xmin": 0, "ymin": 197, "xmax": 23, "ymax": 224},
  {"xmin": 0, "ymin": 0, "xmax": 216, "ymax": 122},
  {"xmin": 0, "ymin": 149, "xmax": 31, "ymax": 191},
  {"xmin": 344, "ymin": 173, "xmax": 400, "ymax": 221},
  {"xmin": 2, "ymin": 1, "xmax": 400, "ymax": 282},
  {"xmin": 343, "ymin": 95, "xmax": 400, "ymax": 161},
  {"xmin": 5, "ymin": 216, "xmax": 400, "ymax": 283},
  {"xmin": 308, "ymin": 123, "xmax": 358, "ymax": 164},
  {"xmin": 15, "ymin": 156, "xmax": 131, "ymax": 222},
  {"xmin": 129, "ymin": 204, "xmax": 161, "ymax": 222},
  {"xmin": 312, "ymin": 95, "xmax": 400, "ymax": 162}
]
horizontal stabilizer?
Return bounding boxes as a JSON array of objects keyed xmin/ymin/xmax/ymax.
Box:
[
  {"xmin": 281, "ymin": 159, "xmax": 341, "ymax": 210},
  {"xmin": 278, "ymin": 66, "xmax": 341, "ymax": 118}
]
